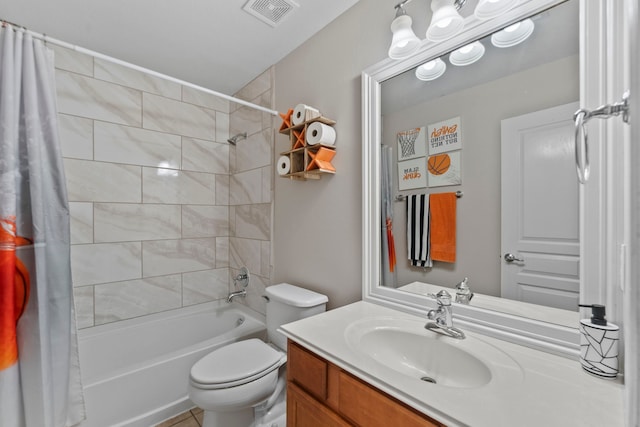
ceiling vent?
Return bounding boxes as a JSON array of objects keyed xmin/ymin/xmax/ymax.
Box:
[{"xmin": 242, "ymin": 0, "xmax": 298, "ymax": 27}]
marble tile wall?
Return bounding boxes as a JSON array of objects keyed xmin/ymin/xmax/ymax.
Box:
[
  {"xmin": 54, "ymin": 45, "xmax": 273, "ymax": 329},
  {"xmin": 229, "ymin": 67, "xmax": 275, "ymax": 315}
]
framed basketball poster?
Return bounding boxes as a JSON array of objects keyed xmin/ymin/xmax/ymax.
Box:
[
  {"xmin": 398, "ymin": 157, "xmax": 427, "ymax": 190},
  {"xmin": 428, "ymin": 151, "xmax": 461, "ymax": 187},
  {"xmin": 428, "ymin": 117, "xmax": 462, "ymax": 155},
  {"xmin": 397, "ymin": 127, "xmax": 426, "ymax": 161}
]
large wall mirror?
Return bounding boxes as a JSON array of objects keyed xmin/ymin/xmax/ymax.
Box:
[{"xmin": 362, "ymin": 0, "xmax": 610, "ymax": 356}]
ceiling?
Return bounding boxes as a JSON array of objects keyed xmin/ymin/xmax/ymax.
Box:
[{"xmin": 0, "ymin": 0, "xmax": 360, "ymax": 95}]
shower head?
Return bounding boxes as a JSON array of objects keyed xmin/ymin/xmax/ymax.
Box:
[{"xmin": 227, "ymin": 132, "xmax": 247, "ymax": 145}]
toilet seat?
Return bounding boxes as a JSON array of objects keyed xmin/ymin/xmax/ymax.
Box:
[{"xmin": 190, "ymin": 338, "xmax": 285, "ymax": 390}]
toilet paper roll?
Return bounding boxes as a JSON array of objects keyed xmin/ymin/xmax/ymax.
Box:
[
  {"xmin": 306, "ymin": 121, "xmax": 336, "ymax": 146},
  {"xmin": 277, "ymin": 155, "xmax": 291, "ymax": 176},
  {"xmin": 292, "ymin": 104, "xmax": 320, "ymax": 125}
]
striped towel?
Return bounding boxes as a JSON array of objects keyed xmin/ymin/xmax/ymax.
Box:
[{"xmin": 406, "ymin": 194, "xmax": 432, "ymax": 268}]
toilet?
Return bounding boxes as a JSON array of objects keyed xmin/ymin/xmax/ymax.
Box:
[{"xmin": 188, "ymin": 283, "xmax": 328, "ymax": 427}]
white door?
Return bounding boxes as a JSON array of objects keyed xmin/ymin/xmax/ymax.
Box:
[{"xmin": 501, "ymin": 102, "xmax": 580, "ymax": 310}]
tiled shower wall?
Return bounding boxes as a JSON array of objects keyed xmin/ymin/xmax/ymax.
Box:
[
  {"xmin": 53, "ymin": 44, "xmax": 274, "ymax": 330},
  {"xmin": 229, "ymin": 71, "xmax": 275, "ymax": 316}
]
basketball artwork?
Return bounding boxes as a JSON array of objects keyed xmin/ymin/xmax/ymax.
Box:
[
  {"xmin": 428, "ymin": 117, "xmax": 462, "ymax": 155},
  {"xmin": 397, "ymin": 127, "xmax": 426, "ymax": 161},
  {"xmin": 428, "ymin": 154, "xmax": 451, "ymax": 175},
  {"xmin": 398, "ymin": 157, "xmax": 427, "ymax": 190},
  {"xmin": 427, "ymin": 151, "xmax": 461, "ymax": 187}
]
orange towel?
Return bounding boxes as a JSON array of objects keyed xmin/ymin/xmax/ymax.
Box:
[{"xmin": 429, "ymin": 193, "xmax": 456, "ymax": 263}]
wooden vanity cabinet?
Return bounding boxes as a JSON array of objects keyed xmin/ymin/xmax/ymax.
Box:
[{"xmin": 287, "ymin": 340, "xmax": 443, "ymax": 427}]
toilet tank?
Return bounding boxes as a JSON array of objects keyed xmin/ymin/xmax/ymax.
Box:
[{"xmin": 265, "ymin": 283, "xmax": 328, "ymax": 351}]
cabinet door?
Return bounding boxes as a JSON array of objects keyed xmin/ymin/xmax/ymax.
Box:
[
  {"xmin": 288, "ymin": 341, "xmax": 328, "ymax": 401},
  {"xmin": 287, "ymin": 383, "xmax": 353, "ymax": 427},
  {"xmin": 338, "ymin": 371, "xmax": 441, "ymax": 427}
]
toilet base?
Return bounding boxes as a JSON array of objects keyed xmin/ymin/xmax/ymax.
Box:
[
  {"xmin": 254, "ymin": 387, "xmax": 286, "ymax": 427},
  {"xmin": 200, "ymin": 404, "xmax": 285, "ymax": 427},
  {"xmin": 200, "ymin": 385, "xmax": 286, "ymax": 427},
  {"xmin": 201, "ymin": 408, "xmax": 254, "ymax": 427}
]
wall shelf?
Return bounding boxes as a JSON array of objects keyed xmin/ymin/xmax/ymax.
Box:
[{"xmin": 279, "ymin": 113, "xmax": 337, "ymax": 180}]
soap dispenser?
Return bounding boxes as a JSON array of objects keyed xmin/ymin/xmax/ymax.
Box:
[{"xmin": 578, "ymin": 304, "xmax": 619, "ymax": 379}]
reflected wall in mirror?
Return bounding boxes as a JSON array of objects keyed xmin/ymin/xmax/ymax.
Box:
[{"xmin": 378, "ymin": 0, "xmax": 580, "ymax": 322}]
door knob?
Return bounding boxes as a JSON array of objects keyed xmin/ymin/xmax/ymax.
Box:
[{"xmin": 504, "ymin": 253, "xmax": 524, "ymax": 263}]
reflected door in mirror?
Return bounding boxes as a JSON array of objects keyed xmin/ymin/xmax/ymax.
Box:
[{"xmin": 501, "ymin": 102, "xmax": 580, "ymax": 310}]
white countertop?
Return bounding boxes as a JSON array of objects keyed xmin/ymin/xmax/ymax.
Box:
[{"xmin": 279, "ymin": 301, "xmax": 624, "ymax": 427}]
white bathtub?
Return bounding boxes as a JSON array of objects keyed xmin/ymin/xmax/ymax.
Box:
[{"xmin": 77, "ymin": 301, "xmax": 266, "ymax": 427}]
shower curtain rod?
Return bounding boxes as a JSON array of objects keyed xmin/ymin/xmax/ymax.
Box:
[{"xmin": 1, "ymin": 20, "xmax": 280, "ymax": 117}]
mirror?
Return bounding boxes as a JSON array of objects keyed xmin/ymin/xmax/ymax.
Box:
[
  {"xmin": 379, "ymin": 0, "xmax": 579, "ymax": 325},
  {"xmin": 362, "ymin": 0, "xmax": 609, "ymax": 353}
]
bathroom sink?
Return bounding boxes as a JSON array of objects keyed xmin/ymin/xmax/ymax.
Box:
[{"xmin": 345, "ymin": 317, "xmax": 523, "ymax": 389}]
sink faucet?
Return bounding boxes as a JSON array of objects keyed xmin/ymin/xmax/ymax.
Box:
[
  {"xmin": 425, "ymin": 290, "xmax": 465, "ymax": 339},
  {"xmin": 455, "ymin": 277, "xmax": 473, "ymax": 304}
]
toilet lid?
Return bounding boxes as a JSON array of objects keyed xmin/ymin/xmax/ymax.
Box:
[{"xmin": 190, "ymin": 338, "xmax": 285, "ymax": 388}]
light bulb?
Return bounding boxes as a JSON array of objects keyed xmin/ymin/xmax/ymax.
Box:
[
  {"xmin": 459, "ymin": 45, "xmax": 474, "ymax": 54},
  {"xmin": 436, "ymin": 18, "xmax": 453, "ymax": 28},
  {"xmin": 415, "ymin": 58, "xmax": 447, "ymax": 81},
  {"xmin": 505, "ymin": 22, "xmax": 521, "ymax": 33},
  {"xmin": 388, "ymin": 13, "xmax": 421, "ymax": 60}
]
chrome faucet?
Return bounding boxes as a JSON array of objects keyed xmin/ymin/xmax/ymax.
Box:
[
  {"xmin": 455, "ymin": 277, "xmax": 473, "ymax": 305},
  {"xmin": 425, "ymin": 290, "xmax": 465, "ymax": 339},
  {"xmin": 227, "ymin": 289, "xmax": 247, "ymax": 303},
  {"xmin": 226, "ymin": 267, "xmax": 250, "ymax": 303}
]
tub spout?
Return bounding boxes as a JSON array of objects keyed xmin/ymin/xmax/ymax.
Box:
[{"xmin": 227, "ymin": 289, "xmax": 247, "ymax": 303}]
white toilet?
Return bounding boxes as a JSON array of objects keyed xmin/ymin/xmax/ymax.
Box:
[{"xmin": 188, "ymin": 283, "xmax": 328, "ymax": 427}]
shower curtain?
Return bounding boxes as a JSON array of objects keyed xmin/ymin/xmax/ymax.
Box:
[
  {"xmin": 0, "ymin": 24, "xmax": 85, "ymax": 427},
  {"xmin": 381, "ymin": 145, "xmax": 397, "ymax": 287}
]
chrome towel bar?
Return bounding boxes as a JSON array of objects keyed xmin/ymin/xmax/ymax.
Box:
[{"xmin": 395, "ymin": 191, "xmax": 462, "ymax": 202}]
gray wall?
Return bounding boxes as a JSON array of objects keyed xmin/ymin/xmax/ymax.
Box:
[
  {"xmin": 273, "ymin": 0, "xmax": 579, "ymax": 306},
  {"xmin": 384, "ymin": 56, "xmax": 579, "ymax": 296},
  {"xmin": 273, "ymin": 0, "xmax": 396, "ymax": 308}
]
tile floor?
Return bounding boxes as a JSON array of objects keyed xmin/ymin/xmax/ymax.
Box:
[{"xmin": 155, "ymin": 407, "xmax": 204, "ymax": 427}]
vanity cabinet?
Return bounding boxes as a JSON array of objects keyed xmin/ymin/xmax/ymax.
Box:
[{"xmin": 287, "ymin": 340, "xmax": 443, "ymax": 427}]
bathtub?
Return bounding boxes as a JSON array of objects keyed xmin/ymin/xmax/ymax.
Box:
[{"xmin": 77, "ymin": 301, "xmax": 266, "ymax": 427}]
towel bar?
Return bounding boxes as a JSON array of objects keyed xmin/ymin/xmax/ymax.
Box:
[{"xmin": 395, "ymin": 191, "xmax": 462, "ymax": 202}]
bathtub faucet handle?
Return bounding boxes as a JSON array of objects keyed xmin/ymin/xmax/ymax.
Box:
[
  {"xmin": 228, "ymin": 267, "xmax": 250, "ymax": 303},
  {"xmin": 234, "ymin": 267, "xmax": 250, "ymax": 288}
]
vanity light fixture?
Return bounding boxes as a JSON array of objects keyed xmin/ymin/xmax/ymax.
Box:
[
  {"xmin": 426, "ymin": 0, "xmax": 466, "ymax": 42},
  {"xmin": 449, "ymin": 41, "xmax": 485, "ymax": 66},
  {"xmin": 415, "ymin": 58, "xmax": 447, "ymax": 81},
  {"xmin": 474, "ymin": 0, "xmax": 519, "ymax": 20},
  {"xmin": 388, "ymin": 0, "xmax": 421, "ymax": 60},
  {"xmin": 491, "ymin": 18, "xmax": 535, "ymax": 48}
]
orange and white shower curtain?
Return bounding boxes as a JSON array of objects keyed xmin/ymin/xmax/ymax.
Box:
[
  {"xmin": 381, "ymin": 145, "xmax": 397, "ymax": 287},
  {"xmin": 0, "ymin": 217, "xmax": 30, "ymax": 371},
  {"xmin": 0, "ymin": 24, "xmax": 85, "ymax": 427}
]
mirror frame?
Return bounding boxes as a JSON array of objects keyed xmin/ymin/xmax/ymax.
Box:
[{"xmin": 362, "ymin": 0, "xmax": 610, "ymax": 358}]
